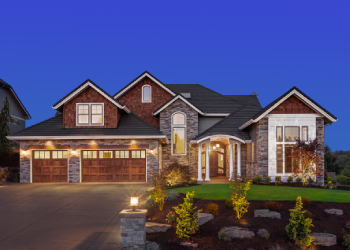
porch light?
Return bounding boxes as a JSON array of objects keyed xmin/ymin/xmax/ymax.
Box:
[
  {"xmin": 216, "ymin": 144, "xmax": 219, "ymax": 148},
  {"xmin": 130, "ymin": 193, "xmax": 139, "ymax": 211},
  {"xmin": 213, "ymin": 146, "xmax": 216, "ymax": 150},
  {"xmin": 72, "ymin": 150, "xmax": 76, "ymax": 155},
  {"xmin": 22, "ymin": 150, "xmax": 27, "ymax": 155}
]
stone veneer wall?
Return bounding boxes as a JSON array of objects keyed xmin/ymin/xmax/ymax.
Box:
[
  {"xmin": 249, "ymin": 117, "xmax": 268, "ymax": 178},
  {"xmin": 19, "ymin": 139, "xmax": 160, "ymax": 183},
  {"xmin": 159, "ymin": 99, "xmax": 198, "ymax": 169},
  {"xmin": 316, "ymin": 118, "xmax": 325, "ymax": 185}
]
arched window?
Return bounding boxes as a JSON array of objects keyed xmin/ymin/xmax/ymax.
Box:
[
  {"xmin": 142, "ymin": 85, "xmax": 151, "ymax": 103},
  {"xmin": 172, "ymin": 112, "xmax": 186, "ymax": 155}
]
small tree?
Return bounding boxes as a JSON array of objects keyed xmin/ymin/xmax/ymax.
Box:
[
  {"xmin": 0, "ymin": 97, "xmax": 17, "ymax": 156},
  {"xmin": 229, "ymin": 176, "xmax": 251, "ymax": 219},
  {"xmin": 288, "ymin": 138, "xmax": 322, "ymax": 186},
  {"xmin": 149, "ymin": 171, "xmax": 167, "ymax": 211},
  {"xmin": 173, "ymin": 191, "xmax": 202, "ymax": 239},
  {"xmin": 286, "ymin": 196, "xmax": 313, "ymax": 247},
  {"xmin": 324, "ymin": 144, "xmax": 341, "ymax": 174}
]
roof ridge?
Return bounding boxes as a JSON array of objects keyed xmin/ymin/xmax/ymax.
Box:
[
  {"xmin": 11, "ymin": 114, "xmax": 61, "ymax": 136},
  {"xmin": 128, "ymin": 112, "xmax": 165, "ymax": 135},
  {"xmin": 194, "ymin": 104, "xmax": 250, "ymax": 140}
]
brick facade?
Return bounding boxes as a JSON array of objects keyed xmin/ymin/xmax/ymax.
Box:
[
  {"xmin": 63, "ymin": 87, "xmax": 121, "ymax": 128},
  {"xmin": 19, "ymin": 139, "xmax": 160, "ymax": 183},
  {"xmin": 117, "ymin": 77, "xmax": 173, "ymax": 129},
  {"xmin": 316, "ymin": 117, "xmax": 325, "ymax": 185},
  {"xmin": 159, "ymin": 99, "xmax": 198, "ymax": 171}
]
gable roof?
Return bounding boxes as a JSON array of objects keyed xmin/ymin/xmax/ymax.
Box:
[
  {"xmin": 193, "ymin": 104, "xmax": 262, "ymax": 141},
  {"xmin": 239, "ymin": 86, "xmax": 338, "ymax": 129},
  {"xmin": 52, "ymin": 79, "xmax": 130, "ymax": 113},
  {"xmin": 7, "ymin": 112, "xmax": 167, "ymax": 141},
  {"xmin": 113, "ymin": 71, "xmax": 176, "ymax": 99},
  {"xmin": 165, "ymin": 84, "xmax": 244, "ymax": 114},
  {"xmin": 225, "ymin": 95, "xmax": 261, "ymax": 108},
  {"xmin": 0, "ymin": 78, "xmax": 31, "ymax": 119},
  {"xmin": 153, "ymin": 94, "xmax": 205, "ymax": 115}
]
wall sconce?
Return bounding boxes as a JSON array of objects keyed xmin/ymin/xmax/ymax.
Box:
[
  {"xmin": 216, "ymin": 144, "xmax": 220, "ymax": 148},
  {"xmin": 213, "ymin": 146, "xmax": 216, "ymax": 150},
  {"xmin": 22, "ymin": 150, "xmax": 27, "ymax": 155},
  {"xmin": 72, "ymin": 150, "xmax": 76, "ymax": 155},
  {"xmin": 130, "ymin": 193, "xmax": 139, "ymax": 211}
]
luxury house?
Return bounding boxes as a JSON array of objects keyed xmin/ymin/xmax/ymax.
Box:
[{"xmin": 7, "ymin": 72, "xmax": 337, "ymax": 184}]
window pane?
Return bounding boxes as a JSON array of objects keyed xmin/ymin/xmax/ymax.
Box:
[
  {"xmin": 120, "ymin": 151, "xmax": 124, "ymax": 158},
  {"xmin": 218, "ymin": 154, "xmax": 224, "ymax": 168},
  {"xmin": 34, "ymin": 151, "xmax": 39, "ymax": 159},
  {"xmin": 92, "ymin": 151, "xmax": 97, "ymax": 158},
  {"xmin": 52, "ymin": 151, "xmax": 57, "ymax": 159},
  {"xmin": 63, "ymin": 151, "xmax": 68, "ymax": 158},
  {"xmin": 78, "ymin": 105, "xmax": 89, "ymax": 114},
  {"xmin": 45, "ymin": 151, "xmax": 50, "ymax": 159},
  {"xmin": 91, "ymin": 105, "xmax": 102, "ymax": 114},
  {"xmin": 125, "ymin": 151, "xmax": 129, "ymax": 158},
  {"xmin": 201, "ymin": 153, "xmax": 205, "ymax": 173},
  {"xmin": 115, "ymin": 151, "xmax": 120, "ymax": 158},
  {"xmin": 302, "ymin": 126, "xmax": 308, "ymax": 141},
  {"xmin": 143, "ymin": 86, "xmax": 150, "ymax": 101},
  {"xmin": 173, "ymin": 127, "xmax": 185, "ymax": 154},
  {"xmin": 285, "ymin": 127, "xmax": 300, "ymax": 142},
  {"xmin": 172, "ymin": 113, "xmax": 185, "ymax": 125},
  {"xmin": 91, "ymin": 115, "xmax": 102, "ymax": 124},
  {"xmin": 57, "ymin": 151, "xmax": 63, "ymax": 159},
  {"xmin": 285, "ymin": 146, "xmax": 294, "ymax": 173},
  {"xmin": 276, "ymin": 145, "xmax": 283, "ymax": 173},
  {"xmin": 136, "ymin": 151, "xmax": 140, "ymax": 158},
  {"xmin": 83, "ymin": 151, "xmax": 87, "ymax": 158},
  {"xmin": 79, "ymin": 115, "xmax": 89, "ymax": 124},
  {"xmin": 103, "ymin": 151, "xmax": 112, "ymax": 158},
  {"xmin": 40, "ymin": 151, "xmax": 45, "ymax": 159},
  {"xmin": 276, "ymin": 126, "xmax": 283, "ymax": 142},
  {"xmin": 141, "ymin": 151, "xmax": 145, "ymax": 158}
]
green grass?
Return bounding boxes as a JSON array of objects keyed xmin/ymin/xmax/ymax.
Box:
[{"xmin": 175, "ymin": 184, "xmax": 350, "ymax": 203}]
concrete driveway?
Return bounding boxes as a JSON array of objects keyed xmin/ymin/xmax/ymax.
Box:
[{"xmin": 0, "ymin": 182, "xmax": 152, "ymax": 250}]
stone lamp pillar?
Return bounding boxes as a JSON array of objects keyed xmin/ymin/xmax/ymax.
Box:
[{"xmin": 119, "ymin": 209, "xmax": 147, "ymax": 249}]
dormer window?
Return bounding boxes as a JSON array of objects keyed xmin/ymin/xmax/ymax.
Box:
[
  {"xmin": 76, "ymin": 103, "xmax": 104, "ymax": 126},
  {"xmin": 142, "ymin": 85, "xmax": 151, "ymax": 103}
]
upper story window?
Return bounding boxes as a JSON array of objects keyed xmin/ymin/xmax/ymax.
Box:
[
  {"xmin": 76, "ymin": 103, "xmax": 104, "ymax": 126},
  {"xmin": 172, "ymin": 112, "xmax": 186, "ymax": 155},
  {"xmin": 142, "ymin": 85, "xmax": 151, "ymax": 103}
]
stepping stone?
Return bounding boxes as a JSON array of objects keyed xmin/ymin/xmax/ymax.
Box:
[
  {"xmin": 324, "ymin": 209, "xmax": 343, "ymax": 215},
  {"xmin": 310, "ymin": 233, "xmax": 337, "ymax": 246},
  {"xmin": 146, "ymin": 222, "xmax": 171, "ymax": 233},
  {"xmin": 180, "ymin": 242, "xmax": 198, "ymax": 248},
  {"xmin": 254, "ymin": 209, "xmax": 281, "ymax": 219},
  {"xmin": 197, "ymin": 213, "xmax": 214, "ymax": 225},
  {"xmin": 218, "ymin": 226, "xmax": 255, "ymax": 240}
]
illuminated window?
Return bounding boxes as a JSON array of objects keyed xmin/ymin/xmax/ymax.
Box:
[
  {"xmin": 76, "ymin": 103, "xmax": 104, "ymax": 126},
  {"xmin": 172, "ymin": 112, "xmax": 186, "ymax": 155},
  {"xmin": 142, "ymin": 85, "xmax": 151, "ymax": 103}
]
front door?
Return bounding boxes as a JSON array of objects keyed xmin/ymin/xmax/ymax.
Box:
[{"xmin": 209, "ymin": 143, "xmax": 226, "ymax": 177}]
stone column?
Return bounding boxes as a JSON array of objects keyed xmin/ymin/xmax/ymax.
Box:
[
  {"xmin": 205, "ymin": 141, "xmax": 210, "ymax": 181},
  {"xmin": 237, "ymin": 143, "xmax": 241, "ymax": 177},
  {"xmin": 197, "ymin": 143, "xmax": 203, "ymax": 181},
  {"xmin": 119, "ymin": 209, "xmax": 147, "ymax": 250},
  {"xmin": 229, "ymin": 140, "xmax": 234, "ymax": 179}
]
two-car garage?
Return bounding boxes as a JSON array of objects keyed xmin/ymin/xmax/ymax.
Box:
[{"xmin": 31, "ymin": 149, "xmax": 147, "ymax": 183}]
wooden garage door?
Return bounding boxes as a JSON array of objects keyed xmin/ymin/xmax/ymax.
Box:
[
  {"xmin": 32, "ymin": 150, "xmax": 68, "ymax": 182},
  {"xmin": 82, "ymin": 150, "xmax": 146, "ymax": 182}
]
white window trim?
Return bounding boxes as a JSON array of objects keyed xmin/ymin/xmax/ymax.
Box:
[
  {"xmin": 142, "ymin": 85, "xmax": 152, "ymax": 103},
  {"xmin": 76, "ymin": 103, "xmax": 104, "ymax": 126},
  {"xmin": 171, "ymin": 112, "xmax": 187, "ymax": 156}
]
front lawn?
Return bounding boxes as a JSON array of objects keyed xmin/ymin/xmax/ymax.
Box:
[{"xmin": 174, "ymin": 184, "xmax": 350, "ymax": 202}]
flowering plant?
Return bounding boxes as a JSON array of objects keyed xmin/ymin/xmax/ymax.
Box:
[
  {"xmin": 346, "ymin": 218, "xmax": 350, "ymax": 232},
  {"xmin": 301, "ymin": 196, "xmax": 311, "ymax": 206},
  {"xmin": 205, "ymin": 203, "xmax": 220, "ymax": 216},
  {"xmin": 257, "ymin": 228, "xmax": 270, "ymax": 239},
  {"xmin": 342, "ymin": 234, "xmax": 350, "ymax": 249},
  {"xmin": 264, "ymin": 201, "xmax": 282, "ymax": 211}
]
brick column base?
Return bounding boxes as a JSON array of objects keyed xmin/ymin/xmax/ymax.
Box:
[{"xmin": 119, "ymin": 209, "xmax": 147, "ymax": 249}]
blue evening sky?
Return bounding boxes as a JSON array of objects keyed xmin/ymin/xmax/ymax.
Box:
[{"xmin": 1, "ymin": 0, "xmax": 349, "ymax": 150}]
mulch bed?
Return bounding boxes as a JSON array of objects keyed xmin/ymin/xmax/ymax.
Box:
[{"xmin": 146, "ymin": 193, "xmax": 349, "ymax": 250}]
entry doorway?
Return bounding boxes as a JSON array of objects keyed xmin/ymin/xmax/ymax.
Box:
[{"xmin": 201, "ymin": 142, "xmax": 226, "ymax": 177}]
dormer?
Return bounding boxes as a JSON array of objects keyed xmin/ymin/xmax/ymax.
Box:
[{"xmin": 52, "ymin": 79, "xmax": 130, "ymax": 129}]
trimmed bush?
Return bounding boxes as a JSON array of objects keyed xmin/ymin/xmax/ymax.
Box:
[
  {"xmin": 296, "ymin": 177, "xmax": 302, "ymax": 184},
  {"xmin": 166, "ymin": 210, "xmax": 177, "ymax": 223},
  {"xmin": 163, "ymin": 161, "xmax": 192, "ymax": 186},
  {"xmin": 301, "ymin": 196, "xmax": 311, "ymax": 206},
  {"xmin": 264, "ymin": 176, "xmax": 271, "ymax": 185},
  {"xmin": 166, "ymin": 190, "xmax": 180, "ymax": 201},
  {"xmin": 264, "ymin": 201, "xmax": 282, "ymax": 211},
  {"xmin": 205, "ymin": 203, "xmax": 220, "ymax": 216},
  {"xmin": 254, "ymin": 176, "xmax": 262, "ymax": 184},
  {"xmin": 287, "ymin": 176, "xmax": 293, "ymax": 183}
]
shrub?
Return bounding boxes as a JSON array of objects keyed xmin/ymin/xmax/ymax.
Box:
[
  {"xmin": 254, "ymin": 175, "xmax": 262, "ymax": 184},
  {"xmin": 285, "ymin": 196, "xmax": 313, "ymax": 247},
  {"xmin": 218, "ymin": 229, "xmax": 229, "ymax": 241},
  {"xmin": 303, "ymin": 210, "xmax": 313, "ymax": 219},
  {"xmin": 346, "ymin": 218, "xmax": 350, "ymax": 232},
  {"xmin": 325, "ymin": 176, "xmax": 335, "ymax": 189},
  {"xmin": 257, "ymin": 228, "xmax": 270, "ymax": 239},
  {"xmin": 166, "ymin": 190, "xmax": 180, "ymax": 201},
  {"xmin": 142, "ymin": 196, "xmax": 157, "ymax": 210},
  {"xmin": 301, "ymin": 196, "xmax": 311, "ymax": 206},
  {"xmin": 225, "ymin": 198, "xmax": 233, "ymax": 208},
  {"xmin": 307, "ymin": 177, "xmax": 314, "ymax": 184},
  {"xmin": 149, "ymin": 172, "xmax": 167, "ymax": 211},
  {"xmin": 173, "ymin": 191, "xmax": 202, "ymax": 239},
  {"xmin": 296, "ymin": 177, "xmax": 302, "ymax": 184},
  {"xmin": 163, "ymin": 161, "xmax": 192, "ymax": 186},
  {"xmin": 342, "ymin": 234, "xmax": 350, "ymax": 250},
  {"xmin": 275, "ymin": 176, "xmax": 282, "ymax": 186},
  {"xmin": 264, "ymin": 201, "xmax": 282, "ymax": 211},
  {"xmin": 205, "ymin": 203, "xmax": 220, "ymax": 216},
  {"xmin": 337, "ymin": 165, "xmax": 350, "ymax": 186},
  {"xmin": 166, "ymin": 210, "xmax": 177, "ymax": 223},
  {"xmin": 287, "ymin": 176, "xmax": 293, "ymax": 183},
  {"xmin": 264, "ymin": 176, "xmax": 271, "ymax": 185},
  {"xmin": 229, "ymin": 176, "xmax": 251, "ymax": 219},
  {"xmin": 190, "ymin": 179, "xmax": 197, "ymax": 185}
]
